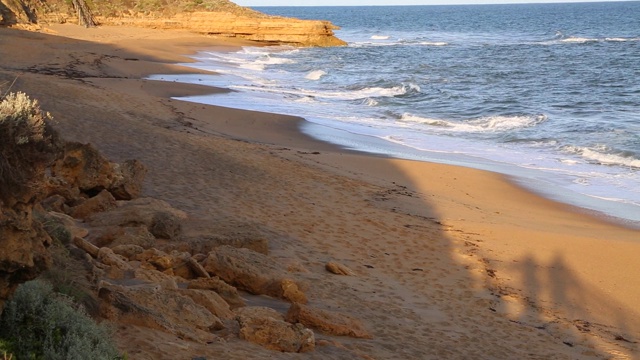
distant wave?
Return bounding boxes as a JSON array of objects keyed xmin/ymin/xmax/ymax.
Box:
[
  {"xmin": 350, "ymin": 39, "xmax": 447, "ymax": 48},
  {"xmin": 563, "ymin": 145, "xmax": 640, "ymax": 168},
  {"xmin": 539, "ymin": 34, "xmax": 640, "ymax": 45},
  {"xmin": 371, "ymin": 35, "xmax": 390, "ymax": 40},
  {"xmin": 560, "ymin": 37, "xmax": 599, "ymax": 44},
  {"xmin": 399, "ymin": 114, "xmax": 547, "ymax": 132},
  {"xmin": 418, "ymin": 41, "xmax": 448, "ymax": 46},
  {"xmin": 230, "ymin": 83, "xmax": 413, "ymax": 101},
  {"xmin": 305, "ymin": 70, "xmax": 327, "ymax": 81}
]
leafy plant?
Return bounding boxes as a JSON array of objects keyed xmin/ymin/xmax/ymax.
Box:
[
  {"xmin": 0, "ymin": 92, "xmax": 60, "ymax": 204},
  {"xmin": 0, "ymin": 280, "xmax": 119, "ymax": 360}
]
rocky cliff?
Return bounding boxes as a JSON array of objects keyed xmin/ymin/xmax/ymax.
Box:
[{"xmin": 0, "ymin": 0, "xmax": 346, "ymax": 47}]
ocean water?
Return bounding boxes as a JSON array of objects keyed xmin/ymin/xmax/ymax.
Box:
[{"xmin": 149, "ymin": 2, "xmax": 640, "ymax": 226}]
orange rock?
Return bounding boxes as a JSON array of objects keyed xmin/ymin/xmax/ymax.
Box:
[{"xmin": 286, "ymin": 303, "xmax": 372, "ymax": 339}]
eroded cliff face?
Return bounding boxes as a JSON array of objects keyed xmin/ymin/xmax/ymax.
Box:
[
  {"xmin": 0, "ymin": 0, "xmax": 347, "ymax": 47},
  {"xmin": 99, "ymin": 12, "xmax": 346, "ymax": 47}
]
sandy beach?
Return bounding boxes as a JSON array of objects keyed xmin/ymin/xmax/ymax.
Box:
[{"xmin": 1, "ymin": 24, "xmax": 639, "ymax": 359}]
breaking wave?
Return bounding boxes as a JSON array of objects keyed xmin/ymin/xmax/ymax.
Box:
[
  {"xmin": 399, "ymin": 114, "xmax": 547, "ymax": 132},
  {"xmin": 562, "ymin": 145, "xmax": 640, "ymax": 168},
  {"xmin": 305, "ymin": 70, "xmax": 327, "ymax": 81}
]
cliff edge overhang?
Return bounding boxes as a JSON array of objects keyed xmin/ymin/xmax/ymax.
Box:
[
  {"xmin": 98, "ymin": 12, "xmax": 347, "ymax": 47},
  {"xmin": 0, "ymin": 0, "xmax": 347, "ymax": 47}
]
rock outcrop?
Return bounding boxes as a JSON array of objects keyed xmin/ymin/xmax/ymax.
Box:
[
  {"xmin": 0, "ymin": 0, "xmax": 346, "ymax": 47},
  {"xmin": 236, "ymin": 306, "xmax": 315, "ymax": 353},
  {"xmin": 286, "ymin": 303, "xmax": 372, "ymax": 339},
  {"xmin": 98, "ymin": 12, "xmax": 346, "ymax": 47},
  {"xmin": 202, "ymin": 245, "xmax": 307, "ymax": 303}
]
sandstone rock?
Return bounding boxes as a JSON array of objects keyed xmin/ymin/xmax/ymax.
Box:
[
  {"xmin": 99, "ymin": 12, "xmax": 346, "ymax": 47},
  {"xmin": 192, "ymin": 253, "xmax": 207, "ymax": 262},
  {"xmin": 188, "ymin": 257, "xmax": 210, "ymax": 279},
  {"xmin": 68, "ymin": 189, "xmax": 117, "ymax": 219},
  {"xmin": 281, "ymin": 279, "xmax": 307, "ymax": 304},
  {"xmin": 325, "ymin": 261, "xmax": 356, "ymax": 276},
  {"xmin": 45, "ymin": 211, "xmax": 89, "ymax": 238},
  {"xmin": 97, "ymin": 281, "xmax": 219, "ymax": 343},
  {"xmin": 91, "ymin": 225, "xmax": 156, "ymax": 249},
  {"xmin": 178, "ymin": 289, "xmax": 234, "ymax": 321},
  {"xmin": 50, "ymin": 142, "xmax": 117, "ymax": 196},
  {"xmin": 111, "ymin": 244, "xmax": 144, "ymax": 259},
  {"xmin": 202, "ymin": 246, "xmax": 306, "ymax": 303},
  {"xmin": 109, "ymin": 159, "xmax": 147, "ymax": 200},
  {"xmin": 73, "ymin": 236, "xmax": 99, "ymax": 258},
  {"xmin": 235, "ymin": 306, "xmax": 284, "ymax": 321},
  {"xmin": 167, "ymin": 251, "xmax": 194, "ymax": 280},
  {"xmin": 285, "ymin": 303, "xmax": 372, "ymax": 339},
  {"xmin": 96, "ymin": 246, "xmax": 133, "ymax": 279},
  {"xmin": 133, "ymin": 268, "xmax": 178, "ymax": 290},
  {"xmin": 134, "ymin": 248, "xmax": 173, "ymax": 270},
  {"xmin": 0, "ymin": 206, "xmax": 52, "ymax": 310},
  {"xmin": 188, "ymin": 277, "xmax": 245, "ymax": 308},
  {"xmin": 88, "ymin": 197, "xmax": 186, "ymax": 240},
  {"xmin": 237, "ymin": 306, "xmax": 315, "ymax": 353},
  {"xmin": 41, "ymin": 194, "xmax": 68, "ymax": 213},
  {"xmin": 50, "ymin": 142, "xmax": 147, "ymax": 200}
]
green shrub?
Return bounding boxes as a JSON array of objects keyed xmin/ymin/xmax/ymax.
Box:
[
  {"xmin": 0, "ymin": 92, "xmax": 60, "ymax": 204},
  {"xmin": 0, "ymin": 280, "xmax": 119, "ymax": 360}
]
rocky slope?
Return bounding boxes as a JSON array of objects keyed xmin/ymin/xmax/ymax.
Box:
[{"xmin": 0, "ymin": 0, "xmax": 346, "ymax": 46}]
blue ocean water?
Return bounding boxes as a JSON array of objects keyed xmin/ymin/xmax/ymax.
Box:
[{"xmin": 149, "ymin": 2, "xmax": 640, "ymax": 225}]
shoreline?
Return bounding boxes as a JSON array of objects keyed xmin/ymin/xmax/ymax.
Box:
[
  {"xmin": 2, "ymin": 24, "xmax": 639, "ymax": 358},
  {"xmin": 158, "ymin": 54, "xmax": 640, "ymax": 229}
]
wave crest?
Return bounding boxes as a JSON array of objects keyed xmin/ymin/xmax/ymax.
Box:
[
  {"xmin": 400, "ymin": 114, "xmax": 547, "ymax": 132},
  {"xmin": 305, "ymin": 70, "xmax": 327, "ymax": 80},
  {"xmin": 563, "ymin": 145, "xmax": 640, "ymax": 168}
]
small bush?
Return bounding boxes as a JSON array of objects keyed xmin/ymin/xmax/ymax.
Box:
[
  {"xmin": 0, "ymin": 92, "xmax": 60, "ymax": 203},
  {"xmin": 0, "ymin": 280, "xmax": 119, "ymax": 360}
]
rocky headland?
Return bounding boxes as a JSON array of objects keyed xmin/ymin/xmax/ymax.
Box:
[{"xmin": 0, "ymin": 0, "xmax": 346, "ymax": 46}]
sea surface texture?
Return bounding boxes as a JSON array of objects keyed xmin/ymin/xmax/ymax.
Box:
[{"xmin": 151, "ymin": 2, "xmax": 640, "ymax": 224}]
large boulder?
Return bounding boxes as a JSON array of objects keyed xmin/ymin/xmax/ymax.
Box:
[
  {"xmin": 202, "ymin": 246, "xmax": 306, "ymax": 303},
  {"xmin": 90, "ymin": 225, "xmax": 156, "ymax": 249},
  {"xmin": 68, "ymin": 189, "xmax": 117, "ymax": 219},
  {"xmin": 188, "ymin": 277, "xmax": 245, "ymax": 308},
  {"xmin": 97, "ymin": 281, "xmax": 219, "ymax": 343},
  {"xmin": 236, "ymin": 306, "xmax": 315, "ymax": 353},
  {"xmin": 285, "ymin": 303, "xmax": 372, "ymax": 339},
  {"xmin": 88, "ymin": 197, "xmax": 186, "ymax": 240},
  {"xmin": 51, "ymin": 142, "xmax": 146, "ymax": 201}
]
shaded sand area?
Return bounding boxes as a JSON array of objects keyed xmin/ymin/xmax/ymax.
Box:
[{"xmin": 1, "ymin": 24, "xmax": 639, "ymax": 359}]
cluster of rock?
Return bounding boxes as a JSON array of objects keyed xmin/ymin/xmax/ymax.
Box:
[{"xmin": 0, "ymin": 139, "xmax": 369, "ymax": 352}]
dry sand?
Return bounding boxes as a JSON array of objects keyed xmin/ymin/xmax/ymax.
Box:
[{"xmin": 1, "ymin": 24, "xmax": 639, "ymax": 359}]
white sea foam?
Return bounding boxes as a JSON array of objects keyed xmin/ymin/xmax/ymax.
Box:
[
  {"xmin": 229, "ymin": 84, "xmax": 407, "ymax": 101},
  {"xmin": 605, "ymin": 37, "xmax": 640, "ymax": 42},
  {"xmin": 419, "ymin": 41, "xmax": 448, "ymax": 46},
  {"xmin": 363, "ymin": 98, "xmax": 379, "ymax": 106},
  {"xmin": 563, "ymin": 145, "xmax": 640, "ymax": 168},
  {"xmin": 305, "ymin": 70, "xmax": 327, "ymax": 80},
  {"xmin": 560, "ymin": 37, "xmax": 599, "ymax": 43},
  {"xmin": 294, "ymin": 96, "xmax": 317, "ymax": 103},
  {"xmin": 400, "ymin": 114, "xmax": 547, "ymax": 132},
  {"xmin": 371, "ymin": 35, "xmax": 390, "ymax": 40}
]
